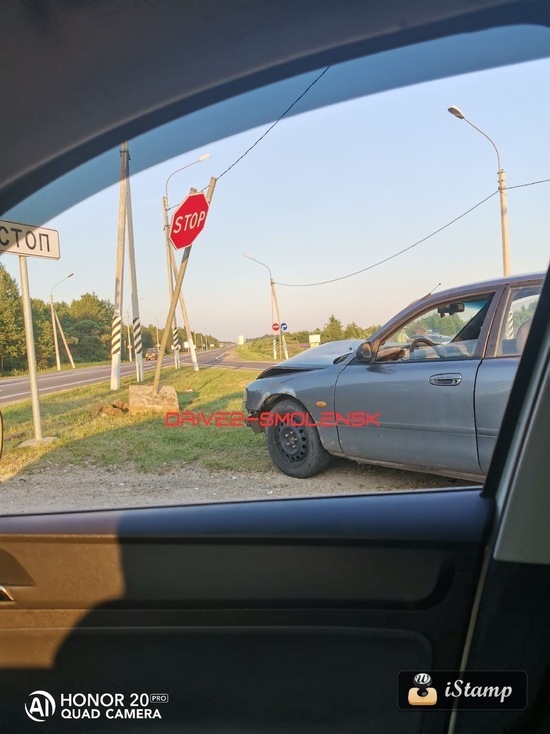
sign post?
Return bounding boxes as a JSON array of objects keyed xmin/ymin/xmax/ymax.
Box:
[
  {"xmin": 153, "ymin": 179, "xmax": 216, "ymax": 394},
  {"xmin": 0, "ymin": 219, "xmax": 60, "ymax": 443}
]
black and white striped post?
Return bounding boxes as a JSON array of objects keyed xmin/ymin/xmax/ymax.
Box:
[
  {"xmin": 133, "ymin": 317, "xmax": 143, "ymax": 361},
  {"xmin": 111, "ymin": 314, "xmax": 122, "ymax": 361},
  {"xmin": 172, "ymin": 326, "xmax": 180, "ymax": 369}
]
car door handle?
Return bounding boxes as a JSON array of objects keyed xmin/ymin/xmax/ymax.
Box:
[{"xmin": 429, "ymin": 373, "xmax": 462, "ymax": 386}]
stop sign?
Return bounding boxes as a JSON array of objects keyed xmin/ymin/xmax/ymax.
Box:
[{"xmin": 169, "ymin": 193, "xmax": 210, "ymax": 249}]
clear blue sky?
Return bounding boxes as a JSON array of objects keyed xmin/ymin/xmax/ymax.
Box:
[{"xmin": 2, "ymin": 48, "xmax": 549, "ymax": 342}]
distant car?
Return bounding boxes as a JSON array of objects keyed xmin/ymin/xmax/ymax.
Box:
[
  {"xmin": 245, "ymin": 272, "xmax": 543, "ymax": 480},
  {"xmin": 145, "ymin": 347, "xmax": 159, "ymax": 361}
]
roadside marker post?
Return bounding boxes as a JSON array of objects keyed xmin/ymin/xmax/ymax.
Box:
[{"xmin": 0, "ymin": 219, "xmax": 60, "ymax": 444}]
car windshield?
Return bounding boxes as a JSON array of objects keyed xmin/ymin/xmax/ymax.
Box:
[{"xmin": 0, "ymin": 25, "xmax": 548, "ymax": 513}]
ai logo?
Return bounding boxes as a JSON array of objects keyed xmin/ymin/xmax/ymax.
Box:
[{"xmin": 25, "ymin": 690, "xmax": 56, "ymax": 722}]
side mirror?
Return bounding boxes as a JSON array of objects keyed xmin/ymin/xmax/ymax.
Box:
[{"xmin": 356, "ymin": 341, "xmax": 374, "ymax": 363}]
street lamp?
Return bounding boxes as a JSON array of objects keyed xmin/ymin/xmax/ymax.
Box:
[
  {"xmin": 162, "ymin": 153, "xmax": 211, "ymax": 372},
  {"xmin": 155, "ymin": 311, "xmax": 166, "ymax": 349},
  {"xmin": 244, "ymin": 254, "xmax": 288, "ymax": 360},
  {"xmin": 50, "ymin": 273, "xmax": 75, "ymax": 370},
  {"xmin": 448, "ymin": 105, "xmax": 510, "ymax": 275}
]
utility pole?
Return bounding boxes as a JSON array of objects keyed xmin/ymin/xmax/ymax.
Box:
[
  {"xmin": 50, "ymin": 273, "xmax": 75, "ymax": 370},
  {"xmin": 111, "ymin": 142, "xmax": 144, "ymax": 387},
  {"xmin": 169, "ymin": 243, "xmax": 199, "ymax": 371},
  {"xmin": 153, "ymin": 177, "xmax": 217, "ymax": 394},
  {"xmin": 271, "ymin": 279, "xmax": 288, "ymax": 359},
  {"xmin": 110, "ymin": 143, "xmax": 128, "ymax": 390},
  {"xmin": 52, "ymin": 307, "xmax": 75, "ymax": 369},
  {"xmin": 51, "ymin": 296, "xmax": 61, "ymax": 371},
  {"xmin": 126, "ymin": 158, "xmax": 144, "ymax": 381},
  {"xmin": 126, "ymin": 309, "xmax": 133, "ymax": 362}
]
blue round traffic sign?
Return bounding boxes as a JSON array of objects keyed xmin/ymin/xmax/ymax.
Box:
[{"xmin": 281, "ymin": 322, "xmax": 288, "ymax": 331}]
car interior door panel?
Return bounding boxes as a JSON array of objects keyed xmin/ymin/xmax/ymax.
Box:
[{"xmin": 0, "ymin": 490, "xmax": 491, "ymax": 732}]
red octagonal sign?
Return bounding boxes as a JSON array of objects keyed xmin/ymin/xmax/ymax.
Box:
[{"xmin": 169, "ymin": 193, "xmax": 210, "ymax": 249}]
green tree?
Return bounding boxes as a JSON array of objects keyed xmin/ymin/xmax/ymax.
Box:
[
  {"xmin": 344, "ymin": 321, "xmax": 364, "ymax": 339},
  {"xmin": 69, "ymin": 292, "xmax": 113, "ymax": 324},
  {"xmin": 62, "ymin": 293, "xmax": 113, "ymax": 362},
  {"xmin": 31, "ymin": 298, "xmax": 55, "ymax": 369},
  {"xmin": 0, "ymin": 264, "xmax": 25, "ymax": 373},
  {"xmin": 322, "ymin": 315, "xmax": 344, "ymax": 342}
]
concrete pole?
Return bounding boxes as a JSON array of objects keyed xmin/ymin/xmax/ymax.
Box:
[
  {"xmin": 126, "ymin": 310, "xmax": 133, "ymax": 362},
  {"xmin": 163, "ymin": 195, "xmax": 180, "ymax": 370},
  {"xmin": 498, "ymin": 169, "xmax": 511, "ymax": 276},
  {"xmin": 125, "ymin": 155, "xmax": 144, "ymax": 381},
  {"xmin": 53, "ymin": 309, "xmax": 75, "ymax": 368},
  {"xmin": 271, "ymin": 279, "xmax": 286, "ymax": 359},
  {"xmin": 169, "ymin": 246, "xmax": 199, "ymax": 371},
  {"xmin": 110, "ymin": 143, "xmax": 127, "ymax": 390},
  {"xmin": 19, "ymin": 256, "xmax": 43, "ymax": 440},
  {"xmin": 50, "ymin": 295, "xmax": 61, "ymax": 370},
  {"xmin": 153, "ymin": 247, "xmax": 192, "ymax": 393}
]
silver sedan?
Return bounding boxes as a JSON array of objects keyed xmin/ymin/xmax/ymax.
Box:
[{"xmin": 245, "ymin": 272, "xmax": 543, "ymax": 479}]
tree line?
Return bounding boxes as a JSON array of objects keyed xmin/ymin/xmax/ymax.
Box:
[{"xmin": 0, "ymin": 264, "xmax": 219, "ymax": 374}]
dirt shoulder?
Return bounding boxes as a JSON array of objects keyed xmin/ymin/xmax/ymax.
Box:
[{"xmin": 0, "ymin": 460, "xmax": 473, "ymax": 515}]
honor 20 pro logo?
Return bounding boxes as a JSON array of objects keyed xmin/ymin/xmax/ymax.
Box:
[{"xmin": 25, "ymin": 690, "xmax": 56, "ymax": 722}]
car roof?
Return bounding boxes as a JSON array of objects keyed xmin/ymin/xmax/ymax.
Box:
[{"xmin": 416, "ymin": 271, "xmax": 545, "ymax": 302}]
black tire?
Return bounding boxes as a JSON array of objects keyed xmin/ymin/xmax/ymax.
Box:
[{"xmin": 264, "ymin": 398, "xmax": 331, "ymax": 478}]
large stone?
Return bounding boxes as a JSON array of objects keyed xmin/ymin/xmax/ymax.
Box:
[
  {"xmin": 18, "ymin": 436, "xmax": 59, "ymax": 449},
  {"xmin": 128, "ymin": 384, "xmax": 179, "ymax": 415}
]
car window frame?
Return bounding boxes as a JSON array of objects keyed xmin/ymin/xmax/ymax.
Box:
[
  {"xmin": 368, "ymin": 285, "xmax": 502, "ymax": 364},
  {"xmin": 484, "ymin": 279, "xmax": 544, "ymax": 359}
]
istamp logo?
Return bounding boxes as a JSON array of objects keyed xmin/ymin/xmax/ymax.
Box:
[{"xmin": 25, "ymin": 690, "xmax": 56, "ymax": 722}]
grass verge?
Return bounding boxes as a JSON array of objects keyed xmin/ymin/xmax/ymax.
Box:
[{"xmin": 0, "ymin": 366, "xmax": 271, "ymax": 480}]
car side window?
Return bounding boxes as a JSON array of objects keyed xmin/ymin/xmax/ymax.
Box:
[
  {"xmin": 376, "ymin": 296, "xmax": 494, "ymax": 362},
  {"xmin": 497, "ymin": 287, "xmax": 541, "ymax": 356}
]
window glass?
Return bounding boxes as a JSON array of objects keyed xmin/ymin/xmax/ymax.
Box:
[
  {"xmin": 377, "ymin": 297, "xmax": 493, "ymax": 361},
  {"xmin": 497, "ymin": 287, "xmax": 541, "ymax": 356},
  {"xmin": 0, "ymin": 29, "xmax": 548, "ymax": 512}
]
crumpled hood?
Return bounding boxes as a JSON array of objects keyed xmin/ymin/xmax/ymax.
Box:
[{"xmin": 268, "ymin": 339, "xmax": 363, "ymax": 370}]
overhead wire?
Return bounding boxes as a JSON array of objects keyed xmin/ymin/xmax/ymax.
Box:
[
  {"xmin": 275, "ymin": 176, "xmax": 550, "ymax": 287},
  {"xmin": 201, "ymin": 66, "xmax": 332, "ymax": 190},
  {"xmin": 276, "ymin": 190, "xmax": 499, "ymax": 287}
]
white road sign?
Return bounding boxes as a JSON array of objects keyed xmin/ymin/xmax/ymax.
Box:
[{"xmin": 0, "ymin": 219, "xmax": 60, "ymax": 259}]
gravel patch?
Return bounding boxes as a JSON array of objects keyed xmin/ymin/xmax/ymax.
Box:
[{"xmin": 0, "ymin": 459, "xmax": 474, "ymax": 515}]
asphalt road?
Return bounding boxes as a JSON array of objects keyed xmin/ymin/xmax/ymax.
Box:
[{"xmin": 0, "ymin": 349, "xmax": 272, "ymax": 406}]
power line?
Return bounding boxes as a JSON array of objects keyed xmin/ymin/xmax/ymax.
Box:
[
  {"xmin": 507, "ymin": 177, "xmax": 550, "ymax": 190},
  {"xmin": 275, "ymin": 175, "xmax": 550, "ymax": 288},
  {"xmin": 202, "ymin": 66, "xmax": 332, "ymax": 189},
  {"xmin": 276, "ymin": 190, "xmax": 498, "ymax": 287}
]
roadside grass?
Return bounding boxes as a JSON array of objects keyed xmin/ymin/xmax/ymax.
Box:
[
  {"xmin": 229, "ymin": 335, "xmax": 307, "ymax": 362},
  {"xmin": 0, "ymin": 366, "xmax": 272, "ymax": 480}
]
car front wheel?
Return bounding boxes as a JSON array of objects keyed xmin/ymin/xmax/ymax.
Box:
[{"xmin": 265, "ymin": 398, "xmax": 331, "ymax": 478}]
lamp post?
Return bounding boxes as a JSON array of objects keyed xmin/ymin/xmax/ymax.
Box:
[
  {"xmin": 155, "ymin": 309, "xmax": 168, "ymax": 350},
  {"xmin": 448, "ymin": 105, "xmax": 510, "ymax": 276},
  {"xmin": 50, "ymin": 273, "xmax": 75, "ymax": 370},
  {"xmin": 244, "ymin": 254, "xmax": 288, "ymax": 360},
  {"xmin": 162, "ymin": 153, "xmax": 210, "ymax": 372}
]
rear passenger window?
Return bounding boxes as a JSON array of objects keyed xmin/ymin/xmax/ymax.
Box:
[{"xmin": 497, "ymin": 287, "xmax": 541, "ymax": 356}]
